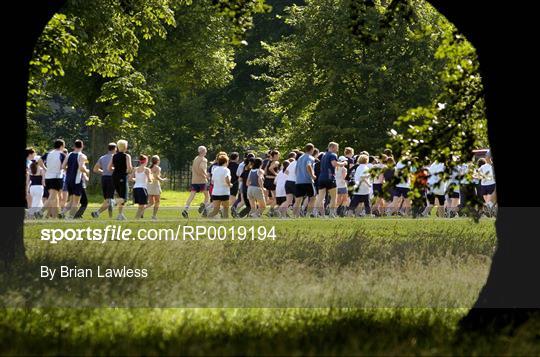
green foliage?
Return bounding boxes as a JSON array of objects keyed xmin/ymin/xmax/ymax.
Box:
[
  {"xmin": 28, "ymin": 0, "xmax": 269, "ymax": 164},
  {"xmin": 253, "ymin": 0, "xmax": 449, "ymax": 152},
  {"xmin": 28, "ymin": 14, "xmax": 78, "ymax": 110},
  {"xmin": 387, "ymin": 21, "xmax": 487, "ymax": 215},
  {"xmin": 27, "ymin": 0, "xmax": 488, "ymax": 189},
  {"xmin": 213, "ymin": 0, "xmax": 272, "ymax": 44}
]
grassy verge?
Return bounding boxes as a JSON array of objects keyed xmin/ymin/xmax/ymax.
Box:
[{"xmin": 3, "ymin": 208, "xmax": 538, "ymax": 355}]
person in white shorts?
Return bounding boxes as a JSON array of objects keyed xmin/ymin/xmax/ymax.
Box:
[
  {"xmin": 27, "ymin": 160, "xmax": 45, "ymax": 218},
  {"xmin": 335, "ymin": 156, "xmax": 349, "ymax": 216}
]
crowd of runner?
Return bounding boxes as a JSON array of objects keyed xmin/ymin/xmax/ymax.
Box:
[{"xmin": 25, "ymin": 139, "xmax": 497, "ymax": 220}]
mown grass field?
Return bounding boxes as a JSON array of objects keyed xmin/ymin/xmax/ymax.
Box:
[{"xmin": 1, "ymin": 191, "xmax": 539, "ymax": 355}]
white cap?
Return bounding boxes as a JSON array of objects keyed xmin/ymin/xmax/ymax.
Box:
[{"xmin": 338, "ymin": 156, "xmax": 347, "ymax": 162}]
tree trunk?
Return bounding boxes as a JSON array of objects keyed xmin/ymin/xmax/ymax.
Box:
[
  {"xmin": 86, "ymin": 78, "xmax": 116, "ymax": 188},
  {"xmin": 427, "ymin": 0, "xmax": 540, "ymax": 329},
  {"xmin": 89, "ymin": 125, "xmax": 115, "ymax": 187},
  {"xmin": 3, "ymin": 1, "xmax": 67, "ymax": 267}
]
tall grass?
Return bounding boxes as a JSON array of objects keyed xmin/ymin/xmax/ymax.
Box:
[{"xmin": 3, "ymin": 218, "xmax": 536, "ymax": 355}]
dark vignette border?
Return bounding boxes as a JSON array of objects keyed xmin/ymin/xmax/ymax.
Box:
[{"xmin": 2, "ymin": 1, "xmax": 539, "ymax": 331}]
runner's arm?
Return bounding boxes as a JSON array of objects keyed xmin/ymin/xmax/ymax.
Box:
[
  {"xmin": 61, "ymin": 154, "xmax": 69, "ymax": 171},
  {"xmin": 37, "ymin": 157, "xmax": 47, "ymax": 170},
  {"xmin": 126, "ymin": 154, "xmax": 133, "ymax": 173},
  {"xmin": 93, "ymin": 161, "xmax": 102, "ymax": 174},
  {"xmin": 307, "ymin": 164, "xmax": 316, "ymax": 180},
  {"xmin": 79, "ymin": 154, "xmax": 89, "ymax": 175}
]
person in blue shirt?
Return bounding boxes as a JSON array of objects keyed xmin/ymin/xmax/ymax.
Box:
[
  {"xmin": 293, "ymin": 143, "xmax": 317, "ymax": 217},
  {"xmin": 315, "ymin": 142, "xmax": 345, "ymax": 218}
]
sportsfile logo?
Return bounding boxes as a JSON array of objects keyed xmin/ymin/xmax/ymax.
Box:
[{"xmin": 40, "ymin": 225, "xmax": 277, "ymax": 244}]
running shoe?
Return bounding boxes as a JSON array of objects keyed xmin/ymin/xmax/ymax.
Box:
[
  {"xmin": 91, "ymin": 211, "xmax": 99, "ymax": 219},
  {"xmin": 181, "ymin": 209, "xmax": 189, "ymax": 218},
  {"xmin": 198, "ymin": 203, "xmax": 206, "ymax": 214}
]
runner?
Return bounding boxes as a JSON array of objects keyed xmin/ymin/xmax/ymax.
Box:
[
  {"xmin": 478, "ymin": 155, "xmax": 496, "ymax": 216},
  {"xmin": 146, "ymin": 155, "xmax": 166, "ymax": 220},
  {"xmin": 27, "ymin": 160, "xmax": 45, "ymax": 218},
  {"xmin": 206, "ymin": 151, "xmax": 227, "ymax": 217},
  {"xmin": 371, "ymin": 154, "xmax": 387, "ymax": 216},
  {"xmin": 447, "ymin": 162, "xmax": 465, "ymax": 218},
  {"xmin": 389, "ymin": 158, "xmax": 412, "ymax": 216},
  {"xmin": 107, "ymin": 139, "xmax": 133, "ymax": 221},
  {"xmin": 263, "ymin": 150, "xmax": 280, "ymax": 216},
  {"xmin": 293, "ymin": 144, "xmax": 317, "ymax": 218},
  {"xmin": 73, "ymin": 163, "xmax": 89, "ymax": 219},
  {"xmin": 233, "ymin": 153, "xmax": 255, "ymax": 217},
  {"xmin": 237, "ymin": 155, "xmax": 255, "ymax": 218},
  {"xmin": 315, "ymin": 142, "xmax": 344, "ymax": 218},
  {"xmin": 59, "ymin": 148, "xmax": 69, "ymax": 212},
  {"xmin": 425, "ymin": 161, "xmax": 447, "ymax": 217},
  {"xmin": 182, "ymin": 146, "xmax": 209, "ymax": 218},
  {"xmin": 335, "ymin": 156, "xmax": 349, "ymax": 216},
  {"xmin": 280, "ymin": 152, "xmax": 298, "ymax": 216},
  {"xmin": 92, "ymin": 143, "xmax": 117, "ymax": 219},
  {"xmin": 228, "ymin": 152, "xmax": 240, "ymax": 207},
  {"xmin": 37, "ymin": 139, "xmax": 67, "ymax": 219},
  {"xmin": 207, "ymin": 154, "xmax": 232, "ymax": 219},
  {"xmin": 61, "ymin": 140, "xmax": 89, "ymax": 219},
  {"xmin": 26, "ymin": 147, "xmax": 37, "ymax": 209},
  {"xmin": 274, "ymin": 160, "xmax": 289, "ymax": 218},
  {"xmin": 246, "ymin": 158, "xmax": 266, "ymax": 218},
  {"xmin": 348, "ymin": 154, "xmax": 372, "ymax": 216},
  {"xmin": 131, "ymin": 155, "xmax": 152, "ymax": 219}
]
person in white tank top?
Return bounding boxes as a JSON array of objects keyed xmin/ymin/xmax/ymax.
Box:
[
  {"xmin": 146, "ymin": 155, "xmax": 167, "ymax": 220},
  {"xmin": 335, "ymin": 156, "xmax": 350, "ymax": 213},
  {"xmin": 279, "ymin": 154, "xmax": 298, "ymax": 216},
  {"xmin": 131, "ymin": 155, "xmax": 152, "ymax": 219},
  {"xmin": 37, "ymin": 139, "xmax": 66, "ymax": 219}
]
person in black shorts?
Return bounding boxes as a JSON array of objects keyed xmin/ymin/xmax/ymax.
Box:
[
  {"xmin": 263, "ymin": 150, "xmax": 280, "ymax": 215},
  {"xmin": 92, "ymin": 143, "xmax": 117, "ymax": 218},
  {"xmin": 62, "ymin": 140, "xmax": 89, "ymax": 219},
  {"xmin": 293, "ymin": 144, "xmax": 317, "ymax": 217},
  {"xmin": 37, "ymin": 139, "xmax": 66, "ymax": 218},
  {"xmin": 237, "ymin": 156, "xmax": 255, "ymax": 218},
  {"xmin": 108, "ymin": 139, "xmax": 133, "ymax": 220},
  {"xmin": 315, "ymin": 142, "xmax": 345, "ymax": 218}
]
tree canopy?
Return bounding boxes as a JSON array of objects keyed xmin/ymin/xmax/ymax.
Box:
[{"xmin": 27, "ymin": 0, "xmax": 487, "ymax": 178}]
